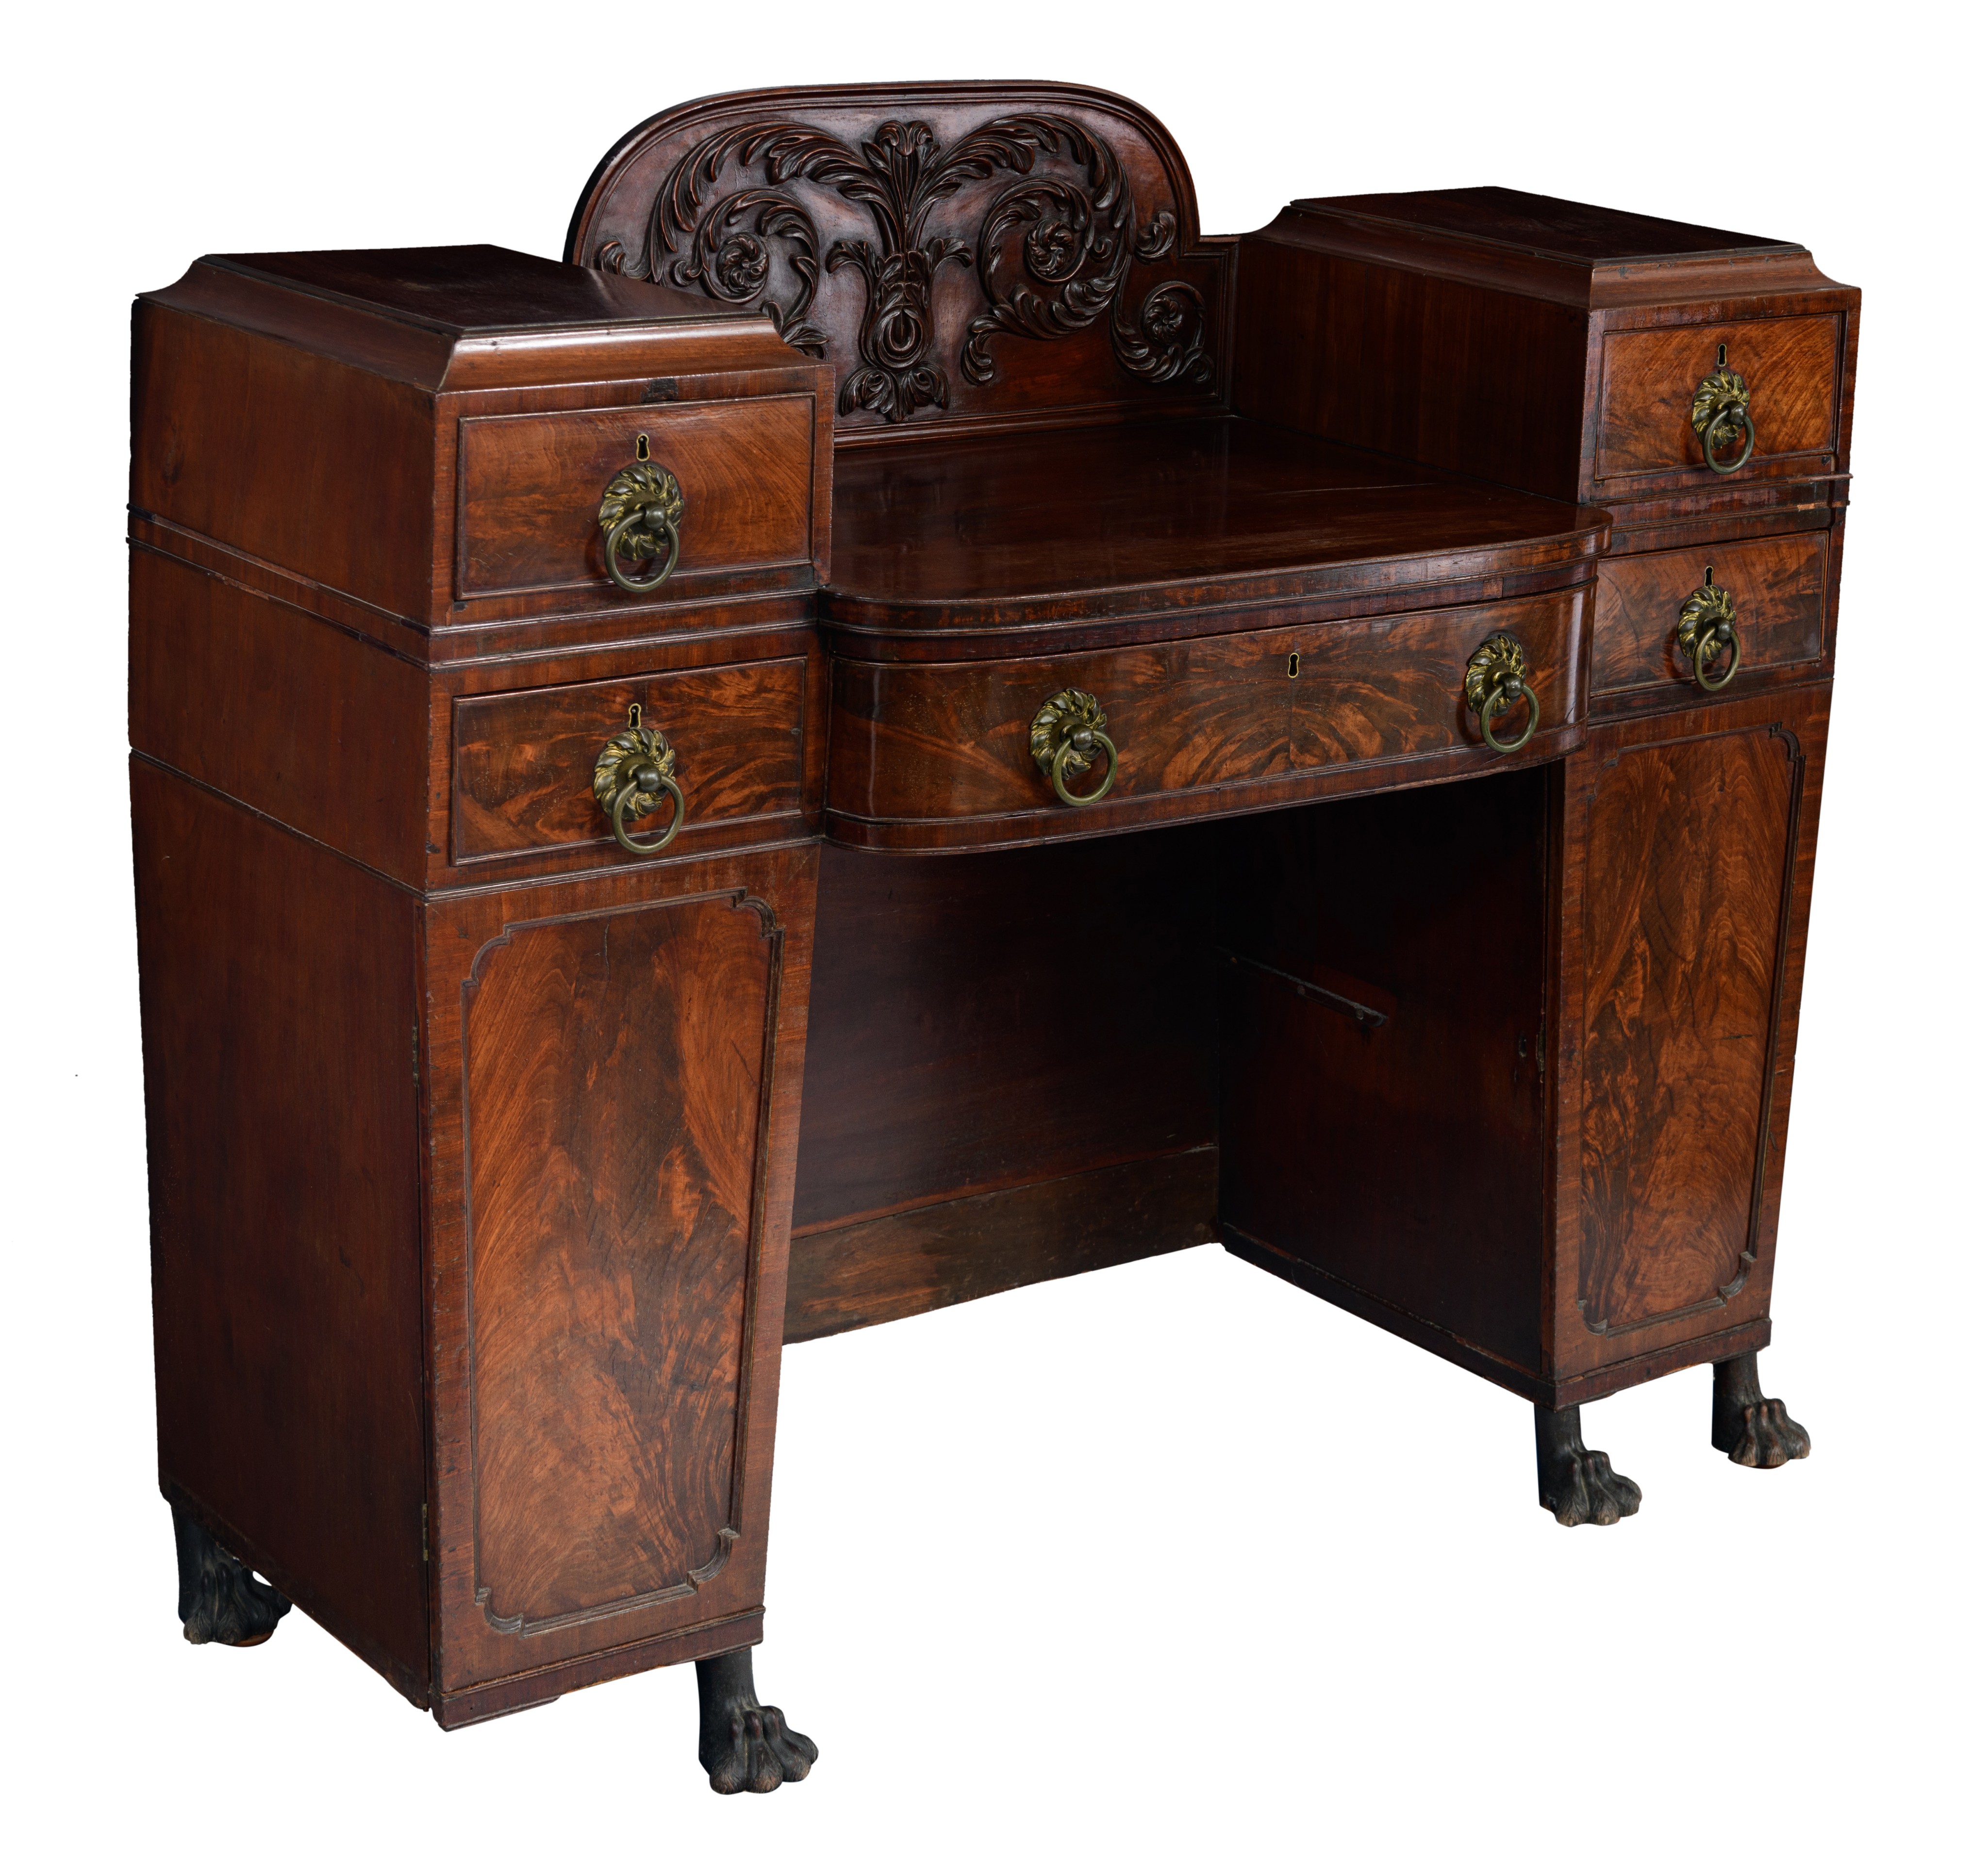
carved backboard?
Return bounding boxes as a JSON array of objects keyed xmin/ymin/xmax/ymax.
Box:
[{"xmin": 567, "ymin": 82, "xmax": 1232, "ymax": 442}]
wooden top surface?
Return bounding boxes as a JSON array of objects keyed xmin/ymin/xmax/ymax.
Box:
[
  {"xmin": 824, "ymin": 417, "xmax": 1607, "ymax": 638},
  {"xmin": 196, "ymin": 244, "xmax": 740, "ymax": 333},
  {"xmin": 1288, "ymin": 186, "xmax": 1794, "ymax": 263}
]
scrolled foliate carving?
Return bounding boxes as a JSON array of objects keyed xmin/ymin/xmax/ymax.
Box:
[{"xmin": 596, "ymin": 111, "xmax": 1212, "ymax": 423}]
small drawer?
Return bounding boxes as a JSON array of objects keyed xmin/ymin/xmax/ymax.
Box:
[
  {"xmin": 1595, "ymin": 316, "xmax": 1840, "ymax": 485},
  {"xmin": 456, "ymin": 398, "xmax": 817, "ymax": 600},
  {"xmin": 1593, "ymin": 533, "xmax": 1827, "ymax": 698},
  {"xmin": 452, "ymin": 659, "xmax": 807, "ymax": 864},
  {"xmin": 828, "ymin": 588, "xmax": 1582, "ymax": 845}
]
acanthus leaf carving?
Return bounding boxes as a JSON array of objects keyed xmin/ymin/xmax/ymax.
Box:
[{"xmin": 596, "ymin": 112, "xmax": 1212, "ymax": 422}]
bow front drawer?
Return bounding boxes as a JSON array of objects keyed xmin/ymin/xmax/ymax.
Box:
[
  {"xmin": 450, "ymin": 658, "xmax": 808, "ymax": 869},
  {"xmin": 455, "ymin": 399, "xmax": 820, "ymax": 603},
  {"xmin": 826, "ymin": 587, "xmax": 1588, "ymax": 851}
]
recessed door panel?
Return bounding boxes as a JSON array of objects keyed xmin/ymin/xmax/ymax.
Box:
[{"xmin": 464, "ymin": 894, "xmax": 777, "ymax": 1634}]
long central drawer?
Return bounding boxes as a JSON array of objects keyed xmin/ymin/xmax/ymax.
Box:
[{"xmin": 825, "ymin": 587, "xmax": 1589, "ymax": 852}]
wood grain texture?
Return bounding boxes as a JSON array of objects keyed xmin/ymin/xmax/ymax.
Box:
[
  {"xmin": 1543, "ymin": 684, "xmax": 1832, "ymax": 1384},
  {"xmin": 457, "ymin": 398, "xmax": 816, "ymax": 598},
  {"xmin": 133, "ymin": 762, "xmax": 429, "ymax": 1696},
  {"xmin": 792, "ymin": 837, "xmax": 1216, "ymax": 1233},
  {"xmin": 1232, "ymin": 235, "xmax": 1590, "ymax": 499},
  {"xmin": 422, "ymin": 843, "xmax": 818, "ymax": 1705},
  {"xmin": 464, "ymin": 894, "xmax": 775, "ymax": 1631},
  {"xmin": 1593, "ymin": 531, "xmax": 1828, "ymax": 698},
  {"xmin": 129, "ymin": 545, "xmax": 430, "ymax": 886},
  {"xmin": 785, "ymin": 1149, "xmax": 1216, "ymax": 1341},
  {"xmin": 1575, "ymin": 721, "xmax": 1798, "ymax": 1338},
  {"xmin": 451, "ymin": 658, "xmax": 807, "ymax": 863},
  {"xmin": 1595, "ymin": 316, "xmax": 1840, "ymax": 483},
  {"xmin": 826, "ymin": 587, "xmax": 1584, "ymax": 849},
  {"xmin": 822, "ymin": 417, "xmax": 1607, "ymax": 640}
]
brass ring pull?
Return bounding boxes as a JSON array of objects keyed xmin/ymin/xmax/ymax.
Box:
[
  {"xmin": 1030, "ymin": 688, "xmax": 1119, "ymax": 807},
  {"xmin": 597, "ymin": 461, "xmax": 686, "ymax": 595},
  {"xmin": 1463, "ymin": 634, "xmax": 1541, "ymax": 756},
  {"xmin": 593, "ymin": 718, "xmax": 687, "ymax": 855},
  {"xmin": 1677, "ymin": 581, "xmax": 1742, "ymax": 692},
  {"xmin": 603, "ymin": 506, "xmax": 681, "ymax": 593},
  {"xmin": 1691, "ymin": 365, "xmax": 1756, "ymax": 476}
]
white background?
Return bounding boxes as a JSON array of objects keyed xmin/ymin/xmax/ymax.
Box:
[{"xmin": 4, "ymin": 2, "xmax": 1981, "ymax": 1868}]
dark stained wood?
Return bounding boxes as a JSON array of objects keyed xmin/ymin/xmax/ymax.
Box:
[
  {"xmin": 451, "ymin": 658, "xmax": 807, "ymax": 864},
  {"xmin": 1233, "ymin": 193, "xmax": 1858, "ymax": 530},
  {"xmin": 423, "ymin": 844, "xmax": 818, "ymax": 1702},
  {"xmin": 135, "ymin": 250, "xmax": 833, "ymax": 640},
  {"xmin": 792, "ymin": 837, "xmax": 1216, "ymax": 1234},
  {"xmin": 1593, "ymin": 531, "xmax": 1828, "ymax": 698},
  {"xmin": 131, "ymin": 90, "xmax": 1861, "ymax": 1744},
  {"xmin": 786, "ymin": 1149, "xmax": 1216, "ymax": 1342},
  {"xmin": 458, "ymin": 397, "xmax": 817, "ymax": 598},
  {"xmin": 1214, "ymin": 770, "xmax": 1553, "ymax": 1380},
  {"xmin": 1232, "ymin": 237, "xmax": 1590, "ymax": 499},
  {"xmin": 823, "ymin": 417, "xmax": 1607, "ymax": 639},
  {"xmin": 129, "ymin": 546, "xmax": 430, "ymax": 886},
  {"xmin": 1544, "ymin": 684, "xmax": 1833, "ymax": 1382},
  {"xmin": 826, "ymin": 587, "xmax": 1586, "ymax": 850},
  {"xmin": 566, "ymin": 82, "xmax": 1231, "ymax": 446},
  {"xmin": 1576, "ymin": 715, "xmax": 1800, "ymax": 1337},
  {"xmin": 133, "ymin": 762, "xmax": 429, "ymax": 1697},
  {"xmin": 1595, "ymin": 315, "xmax": 1841, "ymax": 484},
  {"xmin": 464, "ymin": 893, "xmax": 776, "ymax": 1630}
]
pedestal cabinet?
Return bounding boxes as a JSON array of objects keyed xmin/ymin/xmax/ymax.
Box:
[
  {"xmin": 131, "ymin": 246, "xmax": 830, "ymax": 1723},
  {"xmin": 133, "ymin": 84, "xmax": 1855, "ymax": 1781}
]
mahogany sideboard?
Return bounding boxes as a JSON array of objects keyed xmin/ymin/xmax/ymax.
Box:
[{"xmin": 129, "ymin": 82, "xmax": 1855, "ymax": 1790}]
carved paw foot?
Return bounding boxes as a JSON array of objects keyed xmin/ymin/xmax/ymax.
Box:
[
  {"xmin": 1534, "ymin": 1403, "xmax": 1642, "ymax": 1527},
  {"xmin": 1712, "ymin": 1353, "xmax": 1811, "ymax": 1468},
  {"xmin": 696, "ymin": 1649, "xmax": 817, "ymax": 1795},
  {"xmin": 172, "ymin": 1504, "xmax": 290, "ymax": 1646}
]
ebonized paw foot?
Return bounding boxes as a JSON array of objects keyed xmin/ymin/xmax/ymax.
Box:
[
  {"xmin": 172, "ymin": 1504, "xmax": 290, "ymax": 1646},
  {"xmin": 1534, "ymin": 1403, "xmax": 1642, "ymax": 1527},
  {"xmin": 696, "ymin": 1649, "xmax": 817, "ymax": 1794},
  {"xmin": 1712, "ymin": 1353, "xmax": 1811, "ymax": 1468}
]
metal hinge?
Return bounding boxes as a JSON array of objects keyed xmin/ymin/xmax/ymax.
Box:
[
  {"xmin": 421, "ymin": 1502, "xmax": 430, "ymax": 1562},
  {"xmin": 412, "ymin": 1023, "xmax": 420, "ymax": 1087}
]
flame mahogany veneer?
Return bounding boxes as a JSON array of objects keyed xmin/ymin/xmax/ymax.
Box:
[{"xmin": 130, "ymin": 82, "xmax": 1855, "ymax": 1761}]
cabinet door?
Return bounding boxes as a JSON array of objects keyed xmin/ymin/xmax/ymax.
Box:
[
  {"xmin": 1554, "ymin": 687, "xmax": 1828, "ymax": 1375},
  {"xmin": 424, "ymin": 847, "xmax": 817, "ymax": 1709}
]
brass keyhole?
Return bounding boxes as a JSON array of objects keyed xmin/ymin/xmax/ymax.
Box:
[
  {"xmin": 635, "ymin": 431, "xmax": 651, "ymax": 461},
  {"xmin": 1716, "ymin": 343, "xmax": 1727, "ymax": 367},
  {"xmin": 1288, "ymin": 651, "xmax": 1301, "ymax": 679},
  {"xmin": 1706, "ymin": 564, "xmax": 1715, "ymax": 584},
  {"xmin": 628, "ymin": 702, "xmax": 643, "ymax": 729}
]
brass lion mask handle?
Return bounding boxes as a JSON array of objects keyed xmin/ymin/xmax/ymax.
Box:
[
  {"xmin": 1677, "ymin": 575, "xmax": 1742, "ymax": 692},
  {"xmin": 593, "ymin": 707, "xmax": 687, "ymax": 854},
  {"xmin": 1029, "ymin": 688, "xmax": 1119, "ymax": 806},
  {"xmin": 1691, "ymin": 364, "xmax": 1756, "ymax": 476},
  {"xmin": 1463, "ymin": 634, "xmax": 1541, "ymax": 756},
  {"xmin": 598, "ymin": 460, "xmax": 686, "ymax": 594}
]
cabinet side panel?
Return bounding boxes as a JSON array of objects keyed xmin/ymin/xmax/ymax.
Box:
[
  {"xmin": 1232, "ymin": 235, "xmax": 1588, "ymax": 501},
  {"xmin": 132, "ymin": 301, "xmax": 435, "ymax": 621},
  {"xmin": 133, "ymin": 762, "xmax": 428, "ymax": 1691}
]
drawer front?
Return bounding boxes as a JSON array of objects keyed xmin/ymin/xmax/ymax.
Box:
[
  {"xmin": 1594, "ymin": 533, "xmax": 1827, "ymax": 698},
  {"xmin": 1595, "ymin": 316, "xmax": 1839, "ymax": 485},
  {"xmin": 452, "ymin": 659, "xmax": 807, "ymax": 864},
  {"xmin": 457, "ymin": 398, "xmax": 816, "ymax": 599},
  {"xmin": 828, "ymin": 589, "xmax": 1582, "ymax": 840}
]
